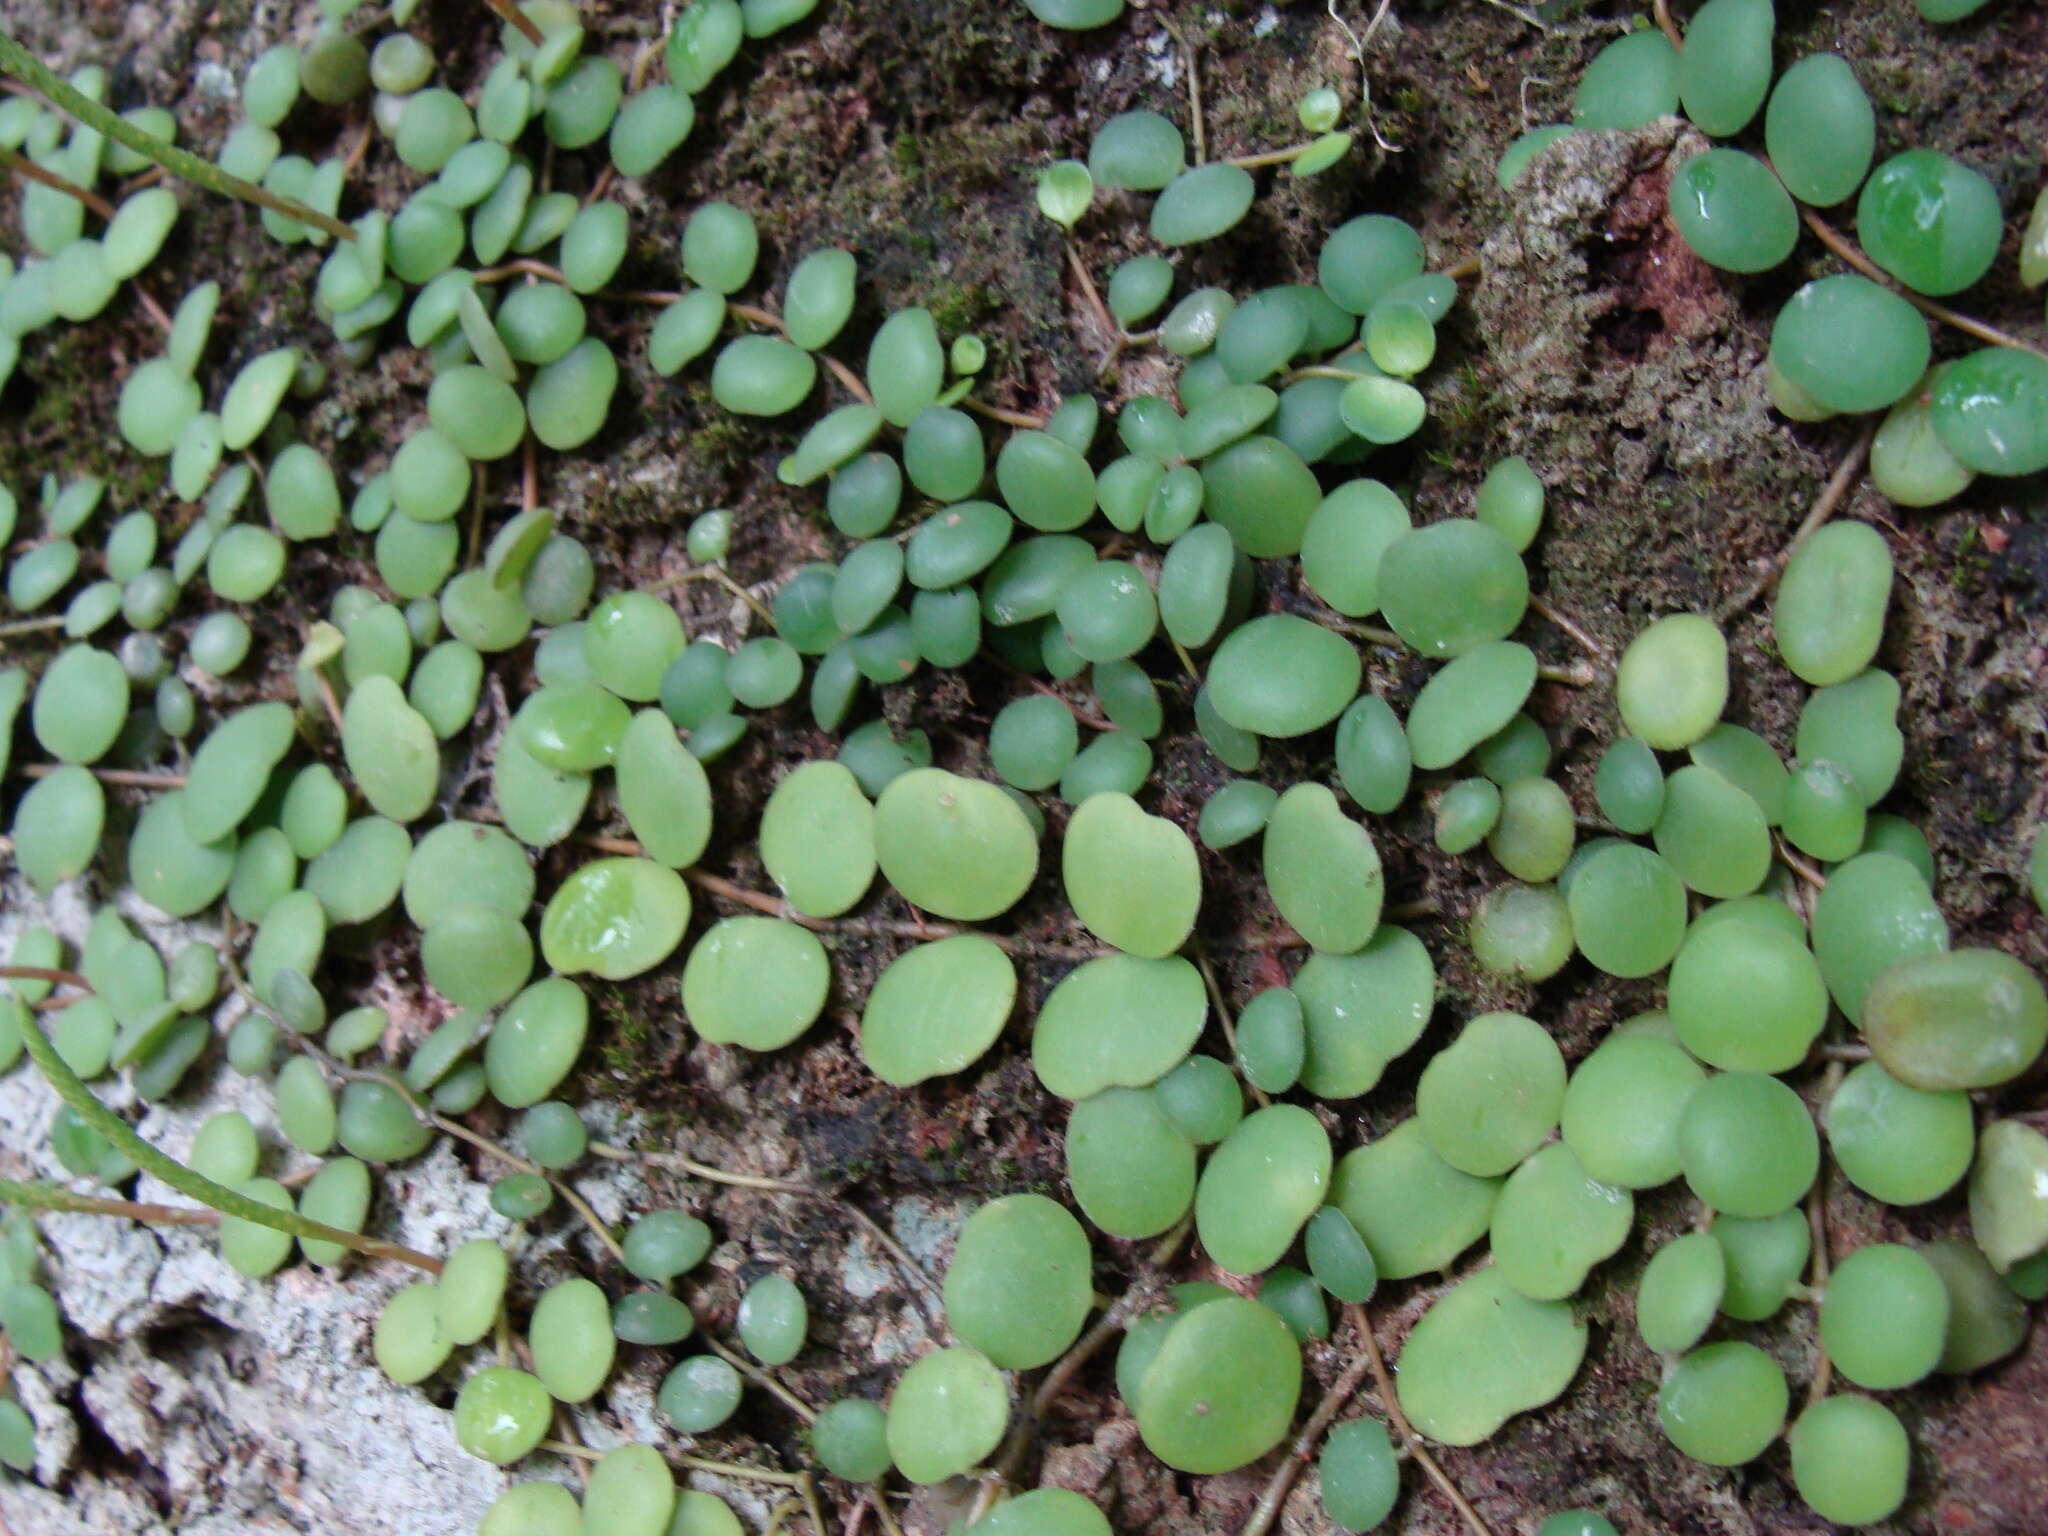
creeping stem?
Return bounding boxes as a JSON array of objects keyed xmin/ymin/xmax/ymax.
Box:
[
  {"xmin": 0, "ymin": 967, "xmax": 440, "ymax": 1274},
  {"xmin": 0, "ymin": 31, "xmax": 357, "ymax": 243}
]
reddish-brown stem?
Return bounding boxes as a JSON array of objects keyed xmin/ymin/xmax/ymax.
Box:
[
  {"xmin": 1, "ymin": 144, "xmax": 114, "ymax": 217},
  {"xmin": 472, "ymin": 257, "xmax": 571, "ymax": 286},
  {"xmin": 1239, "ymin": 1308, "xmax": 1386, "ymax": 1536},
  {"xmin": 1717, "ymin": 425, "xmax": 1876, "ymax": 622},
  {"xmin": 962, "ymin": 396, "xmax": 1050, "ymax": 430},
  {"xmin": 1196, "ymin": 950, "xmax": 1271, "ymax": 1110},
  {"xmin": 1653, "ymin": 0, "xmax": 1683, "ymax": 48},
  {"xmin": 1800, "ymin": 208, "xmax": 2048, "ymax": 362},
  {"xmin": 0, "ymin": 965, "xmax": 91, "ymax": 994},
  {"xmin": 1064, "ymin": 240, "xmax": 1118, "ymax": 346},
  {"xmin": 0, "ymin": 1181, "xmax": 223, "ymax": 1228},
  {"xmin": 1356, "ymin": 1307, "xmax": 1496, "ymax": 1536},
  {"xmin": 21, "ymin": 763, "xmax": 188, "ymax": 789},
  {"xmin": 481, "ymin": 0, "xmax": 547, "ymax": 45}
]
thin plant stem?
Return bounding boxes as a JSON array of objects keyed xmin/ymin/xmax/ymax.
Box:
[
  {"xmin": 1803, "ymin": 1061, "xmax": 1844, "ymax": 1411},
  {"xmin": 1480, "ymin": 0, "xmax": 1551, "ymax": 31},
  {"xmin": 21, "ymin": 763, "xmax": 187, "ymax": 789},
  {"xmin": 1776, "ymin": 836, "xmax": 1829, "ymax": 892},
  {"xmin": 587, "ymin": 1141, "xmax": 946, "ymax": 1325},
  {"xmin": 480, "ymin": 0, "xmax": 547, "ymax": 44},
  {"xmin": 1653, "ymin": 0, "xmax": 1683, "ymax": 48},
  {"xmin": 474, "ymin": 257, "xmax": 570, "ymax": 286},
  {"xmin": 1064, "ymin": 240, "xmax": 1117, "ymax": 345},
  {"xmin": 0, "ymin": 615, "xmax": 67, "ymax": 638},
  {"xmin": 0, "ymin": 1177, "xmax": 222, "ymax": 1228},
  {"xmin": 1717, "ymin": 425, "xmax": 1876, "ymax": 622},
  {"xmin": 699, "ymin": 1328, "xmax": 819, "ymax": 1424},
  {"xmin": 1225, "ymin": 141, "xmax": 1321, "ymax": 170},
  {"xmin": 1, "ymin": 144, "xmax": 113, "ymax": 218},
  {"xmin": 1283, "ymin": 363, "xmax": 1374, "ymax": 384},
  {"xmin": 708, "ymin": 565, "xmax": 779, "ymax": 628},
  {"xmin": 1196, "ymin": 950, "xmax": 1270, "ymax": 1109},
  {"xmin": 802, "ymin": 1476, "xmax": 830, "ymax": 1536},
  {"xmin": 431, "ymin": 1107, "xmax": 628, "ymax": 1265},
  {"xmin": 1799, "ymin": 207, "xmax": 2047, "ymax": 361},
  {"xmin": 1527, "ymin": 594, "xmax": 1612, "ymax": 665},
  {"xmin": 0, "ymin": 31, "xmax": 356, "ymax": 243},
  {"xmin": 961, "ymin": 397, "xmax": 1049, "ymax": 431},
  {"xmin": 1329, "ymin": 618, "xmax": 1598, "ymax": 686},
  {"xmin": 0, "ymin": 973, "xmax": 440, "ymax": 1273},
  {"xmin": 677, "ymin": 1452, "xmax": 808, "ymax": 1488},
  {"xmin": 1239, "ymin": 1306, "xmax": 1385, "ymax": 1536},
  {"xmin": 1354, "ymin": 1305, "xmax": 1495, "ymax": 1536}
]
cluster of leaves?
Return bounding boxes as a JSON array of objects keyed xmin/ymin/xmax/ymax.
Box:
[{"xmin": 1504, "ymin": 0, "xmax": 2048, "ymax": 505}]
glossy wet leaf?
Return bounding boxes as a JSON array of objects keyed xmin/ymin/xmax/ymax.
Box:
[
  {"xmin": 1824, "ymin": 1058, "xmax": 1972, "ymax": 1207},
  {"xmin": 1774, "ymin": 521, "xmax": 1892, "ymax": 687},
  {"xmin": 1562, "ymin": 842, "xmax": 1685, "ymax": 978},
  {"xmin": 183, "ymin": 702, "xmax": 296, "ymax": 844},
  {"xmin": 341, "ymin": 676, "xmax": 441, "ymax": 823},
  {"xmin": 1378, "ymin": 521, "xmax": 1528, "ymax": 660},
  {"xmin": 616, "ymin": 709, "xmax": 713, "ymax": 868},
  {"xmin": 737, "ymin": 1274, "xmax": 807, "ymax": 1364},
  {"xmin": 1668, "ymin": 917, "xmax": 1826, "ymax": 1073},
  {"xmin": 1332, "ymin": 1121, "xmax": 1500, "ymax": 1280},
  {"xmin": 1490, "ymin": 1142, "xmax": 1634, "ymax": 1301},
  {"xmin": 453, "ymin": 1367, "xmax": 552, "ymax": 1464},
  {"xmin": 1617, "ymin": 615, "xmax": 1727, "ymax": 751},
  {"xmin": 1405, "ymin": 641, "xmax": 1538, "ymax": 770},
  {"xmin": 31, "ymin": 644, "xmax": 128, "ymax": 764},
  {"xmin": 1559, "ymin": 1033, "xmax": 1705, "ymax": 1189},
  {"xmin": 1863, "ymin": 948, "xmax": 2048, "ymax": 1091},
  {"xmin": 1417, "ymin": 1011, "xmax": 1565, "ymax": 1177},
  {"xmin": 1770, "ymin": 275, "xmax": 1929, "ymax": 415},
  {"xmin": 529, "ymin": 1277, "xmax": 615, "ymax": 1403},
  {"xmin": 681, "ymin": 917, "xmax": 830, "ymax": 1051},
  {"xmin": 1657, "ymin": 1342, "xmax": 1787, "ymax": 1466},
  {"xmin": 1654, "ymin": 765, "xmax": 1773, "ymax": 899},
  {"xmin": 1637, "ymin": 1232, "xmax": 1726, "ymax": 1354},
  {"xmin": 539, "ymin": 857, "xmax": 691, "ymax": 979},
  {"xmin": 1765, "ymin": 53, "xmax": 1874, "ymax": 207},
  {"xmin": 1678, "ymin": 1072, "xmax": 1819, "ymax": 1218}
]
